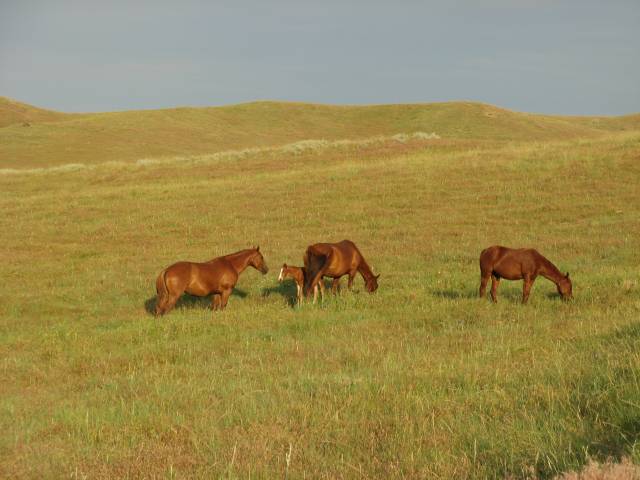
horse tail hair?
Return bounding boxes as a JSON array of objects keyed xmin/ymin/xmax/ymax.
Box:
[
  {"xmin": 303, "ymin": 248, "xmax": 327, "ymax": 296},
  {"xmin": 156, "ymin": 269, "xmax": 169, "ymax": 304}
]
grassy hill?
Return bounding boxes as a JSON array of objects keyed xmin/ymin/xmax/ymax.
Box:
[
  {"xmin": 2, "ymin": 97, "xmax": 640, "ymax": 169},
  {"xmin": 0, "ymin": 96, "xmax": 77, "ymax": 128}
]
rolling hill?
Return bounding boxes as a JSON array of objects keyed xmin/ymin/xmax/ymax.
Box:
[
  {"xmin": 0, "ymin": 96, "xmax": 76, "ymax": 128},
  {"xmin": 1, "ymin": 97, "xmax": 639, "ymax": 169}
]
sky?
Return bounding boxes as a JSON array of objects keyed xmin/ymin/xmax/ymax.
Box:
[{"xmin": 1, "ymin": 0, "xmax": 639, "ymax": 115}]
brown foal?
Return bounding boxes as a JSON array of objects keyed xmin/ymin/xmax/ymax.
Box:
[
  {"xmin": 479, "ymin": 245, "xmax": 572, "ymax": 303},
  {"xmin": 155, "ymin": 247, "xmax": 268, "ymax": 315},
  {"xmin": 278, "ymin": 263, "xmax": 324, "ymax": 304},
  {"xmin": 304, "ymin": 240, "xmax": 379, "ymax": 302}
]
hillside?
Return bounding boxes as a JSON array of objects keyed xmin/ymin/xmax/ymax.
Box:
[
  {"xmin": 1, "ymin": 98, "xmax": 639, "ymax": 169},
  {"xmin": 0, "ymin": 96, "xmax": 77, "ymax": 128}
]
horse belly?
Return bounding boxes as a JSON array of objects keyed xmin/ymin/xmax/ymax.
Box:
[
  {"xmin": 323, "ymin": 264, "xmax": 346, "ymax": 278},
  {"xmin": 324, "ymin": 250, "xmax": 351, "ymax": 277},
  {"xmin": 185, "ymin": 282, "xmax": 214, "ymax": 296},
  {"xmin": 493, "ymin": 262, "xmax": 523, "ymax": 280},
  {"xmin": 184, "ymin": 265, "xmax": 220, "ymax": 296}
]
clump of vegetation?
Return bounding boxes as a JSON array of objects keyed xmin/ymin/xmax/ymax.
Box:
[{"xmin": 555, "ymin": 458, "xmax": 640, "ymax": 480}]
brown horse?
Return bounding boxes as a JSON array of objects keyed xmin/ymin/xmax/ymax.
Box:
[
  {"xmin": 304, "ymin": 240, "xmax": 379, "ymax": 302},
  {"xmin": 155, "ymin": 247, "xmax": 268, "ymax": 315},
  {"xmin": 278, "ymin": 263, "xmax": 324, "ymax": 304},
  {"xmin": 479, "ymin": 245, "xmax": 572, "ymax": 303}
]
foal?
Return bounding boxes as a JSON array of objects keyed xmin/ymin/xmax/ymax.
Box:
[
  {"xmin": 479, "ymin": 245, "xmax": 572, "ymax": 303},
  {"xmin": 278, "ymin": 263, "xmax": 324, "ymax": 304}
]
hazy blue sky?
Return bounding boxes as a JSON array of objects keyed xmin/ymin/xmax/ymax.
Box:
[{"xmin": 1, "ymin": 0, "xmax": 638, "ymax": 114}]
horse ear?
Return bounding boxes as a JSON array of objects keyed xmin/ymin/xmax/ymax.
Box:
[
  {"xmin": 376, "ymin": 274, "xmax": 381, "ymax": 280},
  {"xmin": 256, "ymin": 245, "xmax": 260, "ymax": 252},
  {"xmin": 565, "ymin": 272, "xmax": 570, "ymax": 279},
  {"xmin": 283, "ymin": 263, "xmax": 287, "ymax": 268}
]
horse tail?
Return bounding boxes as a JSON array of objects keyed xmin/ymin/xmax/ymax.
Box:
[
  {"xmin": 156, "ymin": 269, "xmax": 169, "ymax": 305},
  {"xmin": 304, "ymin": 247, "xmax": 327, "ymax": 296}
]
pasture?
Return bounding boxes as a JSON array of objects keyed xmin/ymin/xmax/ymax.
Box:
[{"xmin": 1, "ymin": 101, "xmax": 640, "ymax": 478}]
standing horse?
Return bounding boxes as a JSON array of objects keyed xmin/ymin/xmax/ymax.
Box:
[
  {"xmin": 278, "ymin": 263, "xmax": 324, "ymax": 304},
  {"xmin": 479, "ymin": 245, "xmax": 572, "ymax": 303},
  {"xmin": 303, "ymin": 240, "xmax": 379, "ymax": 302},
  {"xmin": 155, "ymin": 247, "xmax": 268, "ymax": 315}
]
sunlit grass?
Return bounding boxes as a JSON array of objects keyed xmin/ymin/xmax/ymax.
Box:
[{"xmin": 0, "ymin": 128, "xmax": 639, "ymax": 478}]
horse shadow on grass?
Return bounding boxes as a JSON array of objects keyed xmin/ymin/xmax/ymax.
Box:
[
  {"xmin": 143, "ymin": 289, "xmax": 248, "ymax": 315},
  {"xmin": 431, "ymin": 288, "xmax": 478, "ymax": 300},
  {"xmin": 431, "ymin": 287, "xmax": 529, "ymax": 302},
  {"xmin": 261, "ymin": 281, "xmax": 299, "ymax": 308},
  {"xmin": 261, "ymin": 280, "xmax": 332, "ymax": 308}
]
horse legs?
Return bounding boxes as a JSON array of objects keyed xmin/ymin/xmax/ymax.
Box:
[
  {"xmin": 347, "ymin": 270, "xmax": 356, "ymax": 289},
  {"xmin": 522, "ymin": 276, "xmax": 534, "ymax": 304},
  {"xmin": 219, "ymin": 288, "xmax": 232, "ymax": 310},
  {"xmin": 211, "ymin": 294, "xmax": 221, "ymax": 311},
  {"xmin": 312, "ymin": 280, "xmax": 326, "ymax": 304},
  {"xmin": 158, "ymin": 294, "xmax": 180, "ymax": 315},
  {"xmin": 155, "ymin": 286, "xmax": 174, "ymax": 316},
  {"xmin": 154, "ymin": 295, "xmax": 166, "ymax": 316},
  {"xmin": 331, "ymin": 278, "xmax": 340, "ymax": 294},
  {"xmin": 479, "ymin": 274, "xmax": 490, "ymax": 299},
  {"xmin": 490, "ymin": 275, "xmax": 500, "ymax": 303},
  {"xmin": 296, "ymin": 283, "xmax": 303, "ymax": 304}
]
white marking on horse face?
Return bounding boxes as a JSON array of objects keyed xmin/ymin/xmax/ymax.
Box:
[{"xmin": 278, "ymin": 267, "xmax": 284, "ymax": 281}]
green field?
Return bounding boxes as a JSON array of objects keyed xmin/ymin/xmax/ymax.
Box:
[{"xmin": 1, "ymin": 99, "xmax": 639, "ymax": 478}]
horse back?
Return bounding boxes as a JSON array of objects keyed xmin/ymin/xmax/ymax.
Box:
[
  {"xmin": 164, "ymin": 259, "xmax": 237, "ymax": 296},
  {"xmin": 480, "ymin": 245, "xmax": 541, "ymax": 280},
  {"xmin": 196, "ymin": 258, "xmax": 238, "ymax": 289},
  {"xmin": 307, "ymin": 240, "xmax": 362, "ymax": 276}
]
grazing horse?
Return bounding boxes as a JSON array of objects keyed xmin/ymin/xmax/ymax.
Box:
[
  {"xmin": 479, "ymin": 245, "xmax": 572, "ymax": 303},
  {"xmin": 155, "ymin": 247, "xmax": 268, "ymax": 315},
  {"xmin": 303, "ymin": 240, "xmax": 379, "ymax": 302},
  {"xmin": 278, "ymin": 263, "xmax": 324, "ymax": 304}
]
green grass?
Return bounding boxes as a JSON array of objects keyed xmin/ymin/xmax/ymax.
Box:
[{"xmin": 1, "ymin": 102, "xmax": 640, "ymax": 478}]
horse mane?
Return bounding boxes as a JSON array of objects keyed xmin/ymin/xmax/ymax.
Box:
[
  {"xmin": 357, "ymin": 256, "xmax": 375, "ymax": 280},
  {"xmin": 536, "ymin": 252, "xmax": 564, "ymax": 282},
  {"xmin": 206, "ymin": 248, "xmax": 255, "ymax": 263},
  {"xmin": 223, "ymin": 248, "xmax": 256, "ymax": 259}
]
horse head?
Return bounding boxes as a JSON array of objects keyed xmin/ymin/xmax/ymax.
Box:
[
  {"xmin": 250, "ymin": 246, "xmax": 269, "ymax": 274},
  {"xmin": 557, "ymin": 272, "xmax": 572, "ymax": 300},
  {"xmin": 278, "ymin": 263, "xmax": 287, "ymax": 282},
  {"xmin": 366, "ymin": 274, "xmax": 380, "ymax": 293}
]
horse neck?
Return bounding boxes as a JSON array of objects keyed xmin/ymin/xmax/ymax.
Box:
[
  {"xmin": 357, "ymin": 257, "xmax": 375, "ymax": 281},
  {"xmin": 539, "ymin": 257, "xmax": 564, "ymax": 285},
  {"xmin": 224, "ymin": 250, "xmax": 255, "ymax": 274}
]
